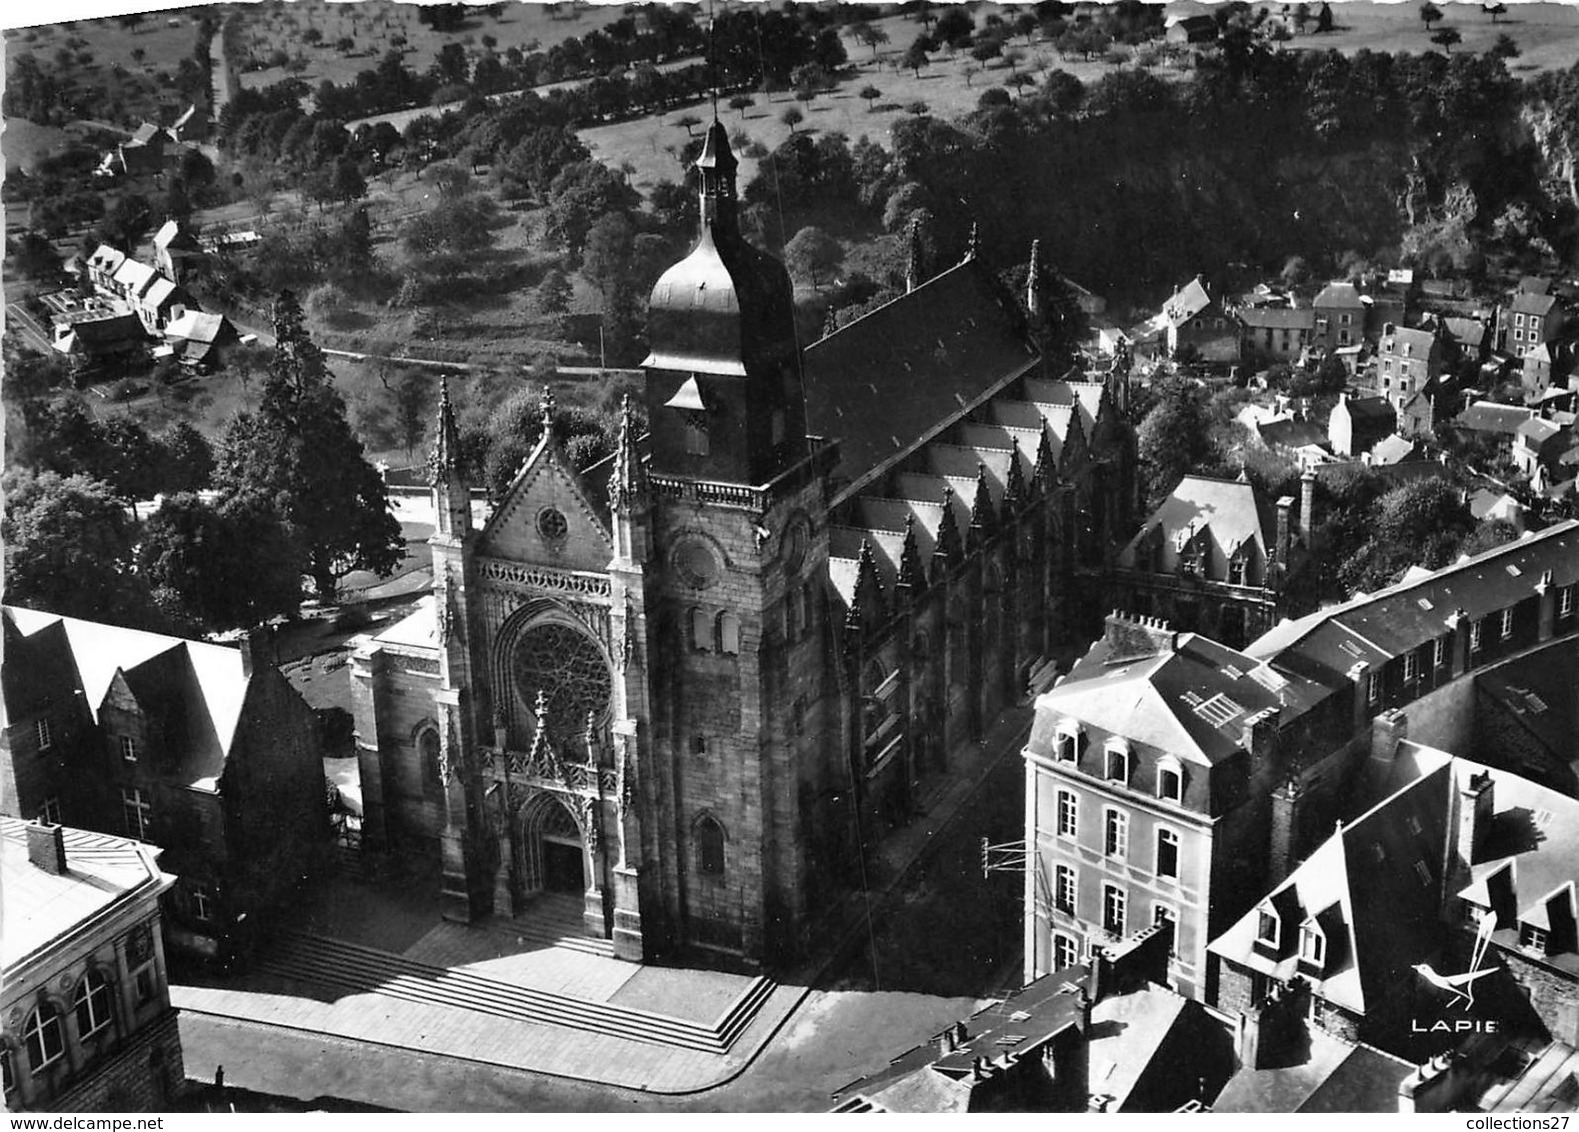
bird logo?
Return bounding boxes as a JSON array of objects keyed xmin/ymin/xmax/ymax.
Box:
[{"xmin": 1413, "ymin": 913, "xmax": 1498, "ymax": 1011}]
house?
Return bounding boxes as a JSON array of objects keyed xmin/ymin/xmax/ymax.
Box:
[
  {"xmin": 1468, "ymin": 488, "xmax": 1526, "ymax": 533},
  {"xmin": 1212, "ymin": 1013, "xmax": 1417, "ymax": 1113},
  {"xmin": 84, "ymin": 245, "xmax": 127, "ymax": 293},
  {"xmin": 1166, "ymin": 14, "xmax": 1219, "ymax": 43},
  {"xmin": 1161, "ymin": 276, "xmax": 1240, "ymax": 365},
  {"xmin": 159, "ymin": 310, "xmax": 238, "ymax": 371},
  {"xmin": 1210, "ymin": 745, "xmax": 1579, "ymax": 1065},
  {"xmin": 1313, "ymin": 282, "xmax": 1369, "ymax": 352},
  {"xmin": 1499, "ymin": 290, "xmax": 1566, "ymax": 355},
  {"xmin": 1112, "ymin": 473, "xmax": 1313, "ymax": 647},
  {"xmin": 50, "ymin": 312, "xmax": 148, "ymax": 373},
  {"xmin": 1376, "ymin": 324, "xmax": 1448, "ymax": 430},
  {"xmin": 1, "ymin": 609, "xmax": 330, "ymax": 967},
  {"xmin": 1240, "ymin": 306, "xmax": 1316, "ymax": 364},
  {"xmin": 1021, "ymin": 611, "xmax": 1336, "ymax": 999},
  {"xmin": 834, "ymin": 926, "xmax": 1232, "ymax": 1112},
  {"xmin": 1511, "ymin": 416, "xmax": 1572, "ymax": 483},
  {"xmin": 152, "ymin": 219, "xmax": 202, "ymax": 284},
  {"xmin": 1327, "ymin": 394, "xmax": 1396, "ymax": 458},
  {"xmin": 1255, "ymin": 416, "xmax": 1331, "ymax": 468},
  {"xmin": 1522, "ymin": 341, "xmax": 1575, "ymax": 399},
  {"xmin": 1439, "ymin": 315, "xmax": 1492, "ymax": 363},
  {"xmin": 2, "ymin": 819, "xmax": 183, "ymax": 1112},
  {"xmin": 95, "ymin": 121, "xmax": 175, "ymax": 180},
  {"xmin": 1452, "ymin": 401, "xmax": 1537, "ymax": 464}
]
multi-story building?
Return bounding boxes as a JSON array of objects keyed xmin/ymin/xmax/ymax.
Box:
[
  {"xmin": 350, "ymin": 119, "xmax": 1137, "ymax": 971},
  {"xmin": 1109, "ymin": 472, "xmax": 1314, "ymax": 648},
  {"xmin": 1239, "ymin": 306, "xmax": 1316, "ymax": 365},
  {"xmin": 1022, "ymin": 612, "xmax": 1337, "ymax": 999},
  {"xmin": 1312, "ymin": 282, "xmax": 1368, "ymax": 352},
  {"xmin": 2, "ymin": 818, "xmax": 182, "ymax": 1111},
  {"xmin": 1499, "ymin": 289, "xmax": 1566, "ymax": 355},
  {"xmin": 1160, "ymin": 276, "xmax": 1240, "ymax": 364},
  {"xmin": 1327, "ymin": 393, "xmax": 1396, "ymax": 458},
  {"xmin": 1, "ymin": 608, "xmax": 329, "ymax": 966},
  {"xmin": 1375, "ymin": 323, "xmax": 1447, "ymax": 428}
]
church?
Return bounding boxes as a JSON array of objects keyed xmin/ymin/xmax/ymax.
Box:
[{"xmin": 350, "ymin": 119, "xmax": 1135, "ymax": 969}]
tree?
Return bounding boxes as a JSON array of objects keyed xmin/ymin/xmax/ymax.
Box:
[
  {"xmin": 934, "ymin": 7, "xmax": 974, "ymax": 48},
  {"xmin": 905, "ymin": 100, "xmax": 930, "ymax": 117},
  {"xmin": 392, "ymin": 370, "xmax": 430, "ymax": 457},
  {"xmin": 10, "ymin": 231, "xmax": 61, "ymax": 281},
  {"xmin": 1484, "ymin": 2, "xmax": 1508, "ymax": 21},
  {"xmin": 1136, "ymin": 379, "xmax": 1214, "ymax": 508},
  {"xmin": 675, "ymin": 113, "xmax": 703, "ymax": 138},
  {"xmin": 728, "ymin": 93, "xmax": 755, "ymax": 119},
  {"xmin": 853, "ymin": 21, "xmax": 889, "ymax": 58},
  {"xmin": 1489, "ymin": 32, "xmax": 1520, "ymax": 60},
  {"xmin": 902, "ymin": 36, "xmax": 931, "ymax": 77},
  {"xmin": 1432, "ymin": 26, "xmax": 1462, "ymax": 53},
  {"xmin": 537, "ymin": 268, "xmax": 573, "ymax": 316},
  {"xmin": 331, "ymin": 157, "xmax": 367, "ymax": 204},
  {"xmin": 859, "ymin": 84, "xmax": 882, "ymax": 110},
  {"xmin": 1042, "ymin": 69, "xmax": 1085, "ymax": 116},
  {"xmin": 214, "ymin": 291, "xmax": 403, "ymax": 600},
  {"xmin": 1316, "ymin": 2, "xmax": 1334, "ymax": 32},
  {"xmin": 140, "ymin": 493, "xmax": 303, "ymax": 630},
  {"xmin": 1420, "ymin": 2, "xmax": 1443, "ymax": 30},
  {"xmin": 156, "ymin": 421, "xmax": 214, "ymax": 493},
  {"xmin": 1014, "ymin": 12, "xmax": 1039, "ymax": 44},
  {"xmin": 582, "ymin": 212, "xmax": 636, "ymax": 298},
  {"xmin": 2, "ymin": 469, "xmax": 155, "ymax": 626},
  {"xmin": 781, "ymin": 106, "xmax": 804, "ymax": 132},
  {"xmin": 784, "ymin": 225, "xmax": 843, "ymax": 288},
  {"xmin": 99, "ymin": 192, "xmax": 152, "ymax": 251}
]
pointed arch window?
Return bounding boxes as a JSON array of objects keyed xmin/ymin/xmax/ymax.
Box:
[
  {"xmin": 684, "ymin": 414, "xmax": 710, "ymax": 456},
  {"xmin": 696, "ymin": 814, "xmax": 726, "ymax": 877},
  {"xmin": 418, "ymin": 728, "xmax": 442, "ymax": 796}
]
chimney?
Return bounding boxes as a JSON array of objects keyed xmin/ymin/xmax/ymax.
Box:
[
  {"xmin": 1102, "ymin": 611, "xmax": 1177, "ymax": 663},
  {"xmin": 937, "ymin": 1023, "xmax": 961, "ymax": 1056},
  {"xmin": 1088, "ymin": 946, "xmax": 1108, "ymax": 1005},
  {"xmin": 1275, "ymin": 495, "xmax": 1294, "ymax": 568},
  {"xmin": 1299, "ymin": 468, "xmax": 1317, "ymax": 551},
  {"xmin": 27, "ymin": 820, "xmax": 68, "ymax": 875},
  {"xmin": 1457, "ymin": 770, "xmax": 1494, "ymax": 872},
  {"xmin": 1399, "ymin": 1052, "xmax": 1468, "ymax": 1114},
  {"xmin": 1365, "ymin": 709, "xmax": 1409, "ymax": 796},
  {"xmin": 1237, "ymin": 980, "xmax": 1309, "ymax": 1070},
  {"xmin": 1241, "ymin": 707, "xmax": 1280, "ymax": 777},
  {"xmin": 1268, "ymin": 778, "xmax": 1302, "ymax": 886},
  {"xmin": 239, "ymin": 622, "xmax": 276, "ymax": 678}
]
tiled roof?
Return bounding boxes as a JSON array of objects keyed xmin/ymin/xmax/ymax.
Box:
[
  {"xmin": 1314, "ymin": 282, "xmax": 1366, "ymax": 309},
  {"xmin": 1240, "ymin": 307, "xmax": 1315, "ymax": 331},
  {"xmin": 3, "ymin": 605, "xmax": 253, "ymax": 789},
  {"xmin": 803, "ymin": 257, "xmax": 1035, "ymax": 487},
  {"xmin": 1367, "ymin": 434, "xmax": 1415, "ymax": 466},
  {"xmin": 1246, "ymin": 521, "xmax": 1579, "ymax": 689},
  {"xmin": 1117, "ymin": 475, "xmax": 1274, "ymax": 575},
  {"xmin": 1454, "ymin": 401, "xmax": 1536, "ymax": 436},
  {"xmin": 1509, "ymin": 292, "xmax": 1559, "ymax": 318},
  {"xmin": 2, "ymin": 818, "xmax": 169, "ymax": 970},
  {"xmin": 1162, "ymin": 276, "xmax": 1213, "ymax": 327}
]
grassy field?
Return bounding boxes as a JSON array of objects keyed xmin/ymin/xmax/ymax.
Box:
[
  {"xmin": 1293, "ymin": 1, "xmax": 1579, "ymax": 73},
  {"xmin": 232, "ymin": 0, "xmax": 631, "ymax": 94}
]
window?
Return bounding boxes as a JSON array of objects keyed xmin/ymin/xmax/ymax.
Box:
[
  {"xmin": 1256, "ymin": 908, "xmax": 1280, "ymax": 947},
  {"xmin": 1055, "ymin": 790, "xmax": 1077, "ymax": 839},
  {"xmin": 120, "ymin": 735, "xmax": 137, "ymax": 763},
  {"xmin": 23, "ymin": 1006, "xmax": 63, "ymax": 1072},
  {"xmin": 1366, "ymin": 672, "xmax": 1380, "ymax": 705},
  {"xmin": 1560, "ymin": 586, "xmax": 1574, "ymax": 618},
  {"xmin": 1157, "ymin": 763, "xmax": 1183, "ymax": 804},
  {"xmin": 36, "ymin": 718, "xmax": 52, "ymax": 750},
  {"xmin": 134, "ymin": 968, "xmax": 155, "ymax": 1006},
  {"xmin": 1471, "ymin": 619, "xmax": 1483, "ymax": 652},
  {"xmin": 1434, "ymin": 637, "xmax": 1447, "ymax": 668},
  {"xmin": 1500, "ymin": 607, "xmax": 1515, "ymax": 641},
  {"xmin": 696, "ymin": 815, "xmax": 725, "ymax": 876},
  {"xmin": 1156, "ymin": 828, "xmax": 1179, "ymax": 879},
  {"xmin": 1516, "ymin": 313, "xmax": 1526, "ymax": 328},
  {"xmin": 40, "ymin": 796, "xmax": 62, "ymax": 825},
  {"xmin": 1053, "ymin": 727, "xmax": 1079, "ymax": 763},
  {"xmin": 1, "ymin": 1046, "xmax": 12, "ymax": 1098},
  {"xmin": 1104, "ymin": 808, "xmax": 1128, "ymax": 860},
  {"xmin": 1153, "ymin": 905, "xmax": 1178, "ymax": 954},
  {"xmin": 1403, "ymin": 651, "xmax": 1418, "ymax": 683},
  {"xmin": 1299, "ymin": 925, "xmax": 1326, "ymax": 966},
  {"xmin": 122, "ymin": 788, "xmax": 151, "ymax": 841},
  {"xmin": 690, "ymin": 735, "xmax": 706, "ymax": 755},
  {"xmin": 1104, "ymin": 743, "xmax": 1129, "ymax": 784},
  {"xmin": 1054, "ymin": 864, "xmax": 1076, "ymax": 914},
  {"xmin": 1521, "ymin": 923, "xmax": 1550, "ymax": 954},
  {"xmin": 536, "ymin": 507, "xmax": 568, "ymax": 542},
  {"xmin": 1053, "ymin": 933, "xmax": 1080, "ymax": 972},
  {"xmin": 1102, "ymin": 885, "xmax": 1126, "ymax": 936},
  {"xmin": 1228, "ymin": 556, "xmax": 1247, "ymax": 586},
  {"xmin": 684, "ymin": 415, "xmax": 709, "ymax": 456},
  {"xmin": 191, "ymin": 885, "xmax": 212, "ymax": 923},
  {"xmin": 690, "ymin": 607, "xmax": 711, "ymax": 652},
  {"xmin": 716, "ymin": 612, "xmax": 740, "ymax": 656},
  {"xmin": 74, "ymin": 972, "xmax": 115, "ymax": 1040}
]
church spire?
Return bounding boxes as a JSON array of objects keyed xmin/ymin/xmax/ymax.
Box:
[
  {"xmin": 964, "ymin": 221, "xmax": 981, "ymax": 263},
  {"xmin": 1026, "ymin": 239, "xmax": 1043, "ymax": 319},
  {"xmin": 695, "ymin": 118, "xmax": 739, "ymax": 241}
]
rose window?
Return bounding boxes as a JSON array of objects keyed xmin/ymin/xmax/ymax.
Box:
[{"xmin": 512, "ymin": 623, "xmax": 612, "ymax": 741}]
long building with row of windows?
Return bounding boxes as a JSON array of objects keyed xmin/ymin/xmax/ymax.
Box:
[{"xmin": 1024, "ymin": 520, "xmax": 1579, "ymax": 1005}]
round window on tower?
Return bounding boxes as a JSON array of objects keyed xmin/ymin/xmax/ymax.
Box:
[
  {"xmin": 673, "ymin": 535, "xmax": 723, "ymax": 590},
  {"xmin": 537, "ymin": 507, "xmax": 569, "ymax": 542},
  {"xmin": 783, "ymin": 517, "xmax": 810, "ymax": 574}
]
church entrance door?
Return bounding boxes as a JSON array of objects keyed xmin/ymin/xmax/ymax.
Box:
[
  {"xmin": 520, "ymin": 794, "xmax": 588, "ymax": 896},
  {"xmin": 542, "ymin": 836, "xmax": 584, "ymax": 893}
]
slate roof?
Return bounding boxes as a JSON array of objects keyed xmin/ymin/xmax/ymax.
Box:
[
  {"xmin": 1240, "ymin": 306, "xmax": 1315, "ymax": 331},
  {"xmin": 1474, "ymin": 638, "xmax": 1579, "ymax": 776},
  {"xmin": 1509, "ymin": 292, "xmax": 1560, "ymax": 318},
  {"xmin": 1516, "ymin": 416, "xmax": 1566, "ymax": 449},
  {"xmin": 1258, "ymin": 417, "xmax": 1329, "ymax": 450},
  {"xmin": 1368, "ymin": 434, "xmax": 1415, "ymax": 466},
  {"xmin": 1455, "ymin": 401, "xmax": 1536, "ymax": 436},
  {"xmin": 802, "ymin": 257, "xmax": 1036, "ymax": 487},
  {"xmin": 1117, "ymin": 475, "xmax": 1275, "ymax": 575},
  {"xmin": 1314, "ymin": 282, "xmax": 1366, "ymax": 310},
  {"xmin": 164, "ymin": 310, "xmax": 236, "ymax": 363},
  {"xmin": 112, "ymin": 259, "xmax": 157, "ymax": 296},
  {"xmin": 1213, "ymin": 1029, "xmax": 1414, "ymax": 1113},
  {"xmin": 1379, "ymin": 325, "xmax": 1439, "ymax": 358},
  {"xmin": 1031, "ymin": 630, "xmax": 1329, "ymax": 769},
  {"xmin": 2, "ymin": 818, "xmax": 170, "ymax": 970},
  {"xmin": 1246, "ymin": 521, "xmax": 1579, "ymax": 691},
  {"xmin": 3, "ymin": 606, "xmax": 254, "ymax": 790},
  {"xmin": 1162, "ymin": 276, "xmax": 1214, "ymax": 327},
  {"xmin": 62, "ymin": 313, "xmax": 147, "ymax": 351}
]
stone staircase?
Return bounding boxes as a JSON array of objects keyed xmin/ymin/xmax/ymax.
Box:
[
  {"xmin": 489, "ymin": 893, "xmax": 614, "ymax": 958},
  {"xmin": 255, "ymin": 930, "xmax": 777, "ymax": 1053}
]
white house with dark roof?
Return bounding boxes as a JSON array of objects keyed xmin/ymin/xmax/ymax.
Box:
[
  {"xmin": 1160, "ymin": 276, "xmax": 1240, "ymax": 364},
  {"xmin": 1500, "ymin": 290, "xmax": 1566, "ymax": 355},
  {"xmin": 2, "ymin": 819, "xmax": 182, "ymax": 1111}
]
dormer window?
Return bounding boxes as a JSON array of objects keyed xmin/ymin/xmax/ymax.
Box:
[
  {"xmin": 1104, "ymin": 740, "xmax": 1130, "ymax": 784},
  {"xmin": 1471, "ymin": 619, "xmax": 1483, "ymax": 652},
  {"xmin": 1403, "ymin": 651, "xmax": 1418, "ymax": 683},
  {"xmin": 1256, "ymin": 906, "xmax": 1281, "ymax": 948},
  {"xmin": 1521, "ymin": 923, "xmax": 1550, "ymax": 955},
  {"xmin": 1054, "ymin": 723, "xmax": 1081, "ymax": 764},
  {"xmin": 1299, "ymin": 922, "xmax": 1326, "ymax": 967},
  {"xmin": 1157, "ymin": 758, "xmax": 1184, "ymax": 804},
  {"xmin": 1500, "ymin": 607, "xmax": 1515, "ymax": 641},
  {"xmin": 1561, "ymin": 586, "xmax": 1574, "ymax": 618}
]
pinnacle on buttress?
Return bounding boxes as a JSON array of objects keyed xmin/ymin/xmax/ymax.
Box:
[
  {"xmin": 897, "ymin": 511, "xmax": 926, "ymax": 593},
  {"xmin": 540, "ymin": 385, "xmax": 557, "ymax": 435},
  {"xmin": 1027, "ymin": 239, "xmax": 1043, "ymax": 319},
  {"xmin": 609, "ymin": 392, "xmax": 649, "ymax": 513},
  {"xmin": 824, "ymin": 305, "xmax": 839, "ymax": 339},
  {"xmin": 905, "ymin": 214, "xmax": 925, "ymax": 294},
  {"xmin": 965, "ymin": 221, "xmax": 980, "ymax": 263}
]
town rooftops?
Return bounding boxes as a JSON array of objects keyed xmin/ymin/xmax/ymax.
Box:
[
  {"xmin": 1258, "ymin": 417, "xmax": 1328, "ymax": 451},
  {"xmin": 1162, "ymin": 276, "xmax": 1214, "ymax": 327},
  {"xmin": 1339, "ymin": 395, "xmax": 1395, "ymax": 421},
  {"xmin": 1239, "ymin": 306, "xmax": 1315, "ymax": 331},
  {"xmin": 2, "ymin": 605, "xmax": 255, "ymax": 791},
  {"xmin": 1367, "ymin": 434, "xmax": 1415, "ymax": 466},
  {"xmin": 1454, "ymin": 401, "xmax": 1536, "ymax": 436},
  {"xmin": 2, "ymin": 818, "xmax": 171, "ymax": 970},
  {"xmin": 1314, "ymin": 282, "xmax": 1366, "ymax": 309},
  {"xmin": 1213, "ymin": 1028, "xmax": 1414, "ymax": 1113},
  {"xmin": 1246, "ymin": 521, "xmax": 1579, "ymax": 689},
  {"xmin": 1379, "ymin": 324, "xmax": 1438, "ymax": 356},
  {"xmin": 1032, "ymin": 619, "xmax": 1329, "ymax": 768},
  {"xmin": 1509, "ymin": 291, "xmax": 1560, "ymax": 318},
  {"xmin": 1474, "ymin": 638, "xmax": 1578, "ymax": 776},
  {"xmin": 802, "ymin": 256, "xmax": 1036, "ymax": 489},
  {"xmin": 1515, "ymin": 416, "xmax": 1566, "ymax": 447}
]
